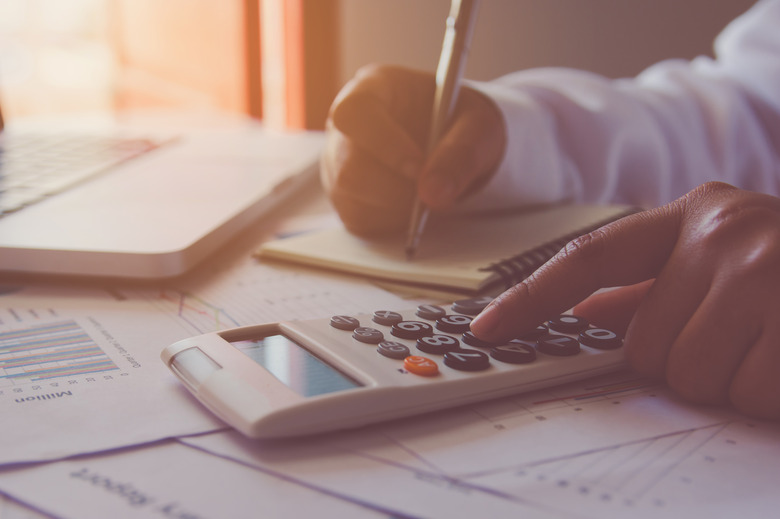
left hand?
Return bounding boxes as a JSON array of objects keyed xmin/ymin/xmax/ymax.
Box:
[{"xmin": 470, "ymin": 182, "xmax": 780, "ymax": 420}]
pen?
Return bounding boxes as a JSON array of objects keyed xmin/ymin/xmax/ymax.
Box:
[{"xmin": 404, "ymin": 0, "xmax": 481, "ymax": 260}]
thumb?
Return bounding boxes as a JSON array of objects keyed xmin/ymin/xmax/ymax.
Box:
[{"xmin": 573, "ymin": 279, "xmax": 654, "ymax": 337}]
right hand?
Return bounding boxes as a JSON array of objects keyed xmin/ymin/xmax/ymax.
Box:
[
  {"xmin": 321, "ymin": 65, "xmax": 506, "ymax": 237},
  {"xmin": 471, "ymin": 182, "xmax": 780, "ymax": 420}
]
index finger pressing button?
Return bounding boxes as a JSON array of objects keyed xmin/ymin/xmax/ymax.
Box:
[{"xmin": 462, "ymin": 331, "xmax": 498, "ymax": 349}]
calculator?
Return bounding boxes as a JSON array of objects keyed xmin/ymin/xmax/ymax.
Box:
[{"xmin": 161, "ymin": 297, "xmax": 627, "ymax": 439}]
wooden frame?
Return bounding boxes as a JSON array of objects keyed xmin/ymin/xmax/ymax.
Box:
[{"xmin": 264, "ymin": 0, "xmax": 340, "ymax": 129}]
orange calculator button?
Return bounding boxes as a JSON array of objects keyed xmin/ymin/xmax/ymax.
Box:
[{"xmin": 404, "ymin": 355, "xmax": 439, "ymax": 376}]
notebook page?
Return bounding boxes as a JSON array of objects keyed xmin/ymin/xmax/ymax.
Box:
[{"xmin": 258, "ymin": 204, "xmax": 631, "ymax": 292}]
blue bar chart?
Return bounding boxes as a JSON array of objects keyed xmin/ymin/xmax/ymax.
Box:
[{"xmin": 0, "ymin": 320, "xmax": 118, "ymax": 386}]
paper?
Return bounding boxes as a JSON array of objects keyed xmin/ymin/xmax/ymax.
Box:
[
  {"xmin": 0, "ymin": 494, "xmax": 50, "ymax": 519},
  {"xmin": 180, "ymin": 371, "xmax": 780, "ymax": 518},
  {"xmin": 0, "ymin": 260, "xmax": 417, "ymax": 464},
  {"xmin": 0, "ymin": 441, "xmax": 390, "ymax": 519}
]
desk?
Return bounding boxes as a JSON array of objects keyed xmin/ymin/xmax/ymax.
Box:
[{"xmin": 0, "ymin": 182, "xmax": 777, "ymax": 519}]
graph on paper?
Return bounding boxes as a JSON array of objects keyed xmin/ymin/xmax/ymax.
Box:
[
  {"xmin": 0, "ymin": 320, "xmax": 119, "ymax": 386},
  {"xmin": 153, "ymin": 290, "xmax": 242, "ymax": 334}
]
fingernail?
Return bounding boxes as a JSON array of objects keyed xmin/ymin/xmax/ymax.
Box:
[{"xmin": 470, "ymin": 302, "xmax": 501, "ymax": 337}]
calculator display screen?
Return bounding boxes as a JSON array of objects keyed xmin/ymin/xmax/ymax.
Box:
[{"xmin": 230, "ymin": 334, "xmax": 361, "ymax": 397}]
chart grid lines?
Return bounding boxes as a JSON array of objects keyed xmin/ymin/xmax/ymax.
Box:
[{"xmin": 0, "ymin": 320, "xmax": 119, "ymax": 384}]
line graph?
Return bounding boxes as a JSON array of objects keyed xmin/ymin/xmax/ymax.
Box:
[
  {"xmin": 0, "ymin": 320, "xmax": 118, "ymax": 386},
  {"xmin": 530, "ymin": 378, "xmax": 657, "ymax": 406},
  {"xmin": 458, "ymin": 420, "xmax": 763, "ymax": 518},
  {"xmin": 154, "ymin": 290, "xmax": 242, "ymax": 334}
]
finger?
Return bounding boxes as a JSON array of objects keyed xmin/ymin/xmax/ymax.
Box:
[
  {"xmin": 625, "ymin": 182, "xmax": 775, "ymax": 382},
  {"xmin": 643, "ymin": 275, "xmax": 762, "ymax": 402},
  {"xmin": 729, "ymin": 323, "xmax": 780, "ymax": 419},
  {"xmin": 322, "ymin": 129, "xmax": 415, "ymax": 236},
  {"xmin": 619, "ymin": 250, "xmax": 713, "ymax": 379},
  {"xmin": 418, "ymin": 88, "xmax": 506, "ymax": 209},
  {"xmin": 573, "ymin": 279, "xmax": 654, "ymax": 337},
  {"xmin": 470, "ymin": 206, "xmax": 682, "ymax": 342},
  {"xmin": 329, "ymin": 66, "xmax": 431, "ymax": 178}
]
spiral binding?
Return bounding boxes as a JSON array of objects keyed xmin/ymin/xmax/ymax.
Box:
[{"xmin": 477, "ymin": 209, "xmax": 636, "ymax": 290}]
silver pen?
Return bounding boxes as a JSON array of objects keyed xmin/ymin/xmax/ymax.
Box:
[{"xmin": 404, "ymin": 0, "xmax": 481, "ymax": 260}]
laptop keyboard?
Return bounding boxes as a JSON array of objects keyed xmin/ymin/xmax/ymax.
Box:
[{"xmin": 0, "ymin": 133, "xmax": 161, "ymax": 216}]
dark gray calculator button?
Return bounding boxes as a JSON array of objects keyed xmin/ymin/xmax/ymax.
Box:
[
  {"xmin": 416, "ymin": 334, "xmax": 460, "ymax": 355},
  {"xmin": 415, "ymin": 304, "xmax": 446, "ymax": 320},
  {"xmin": 451, "ymin": 296, "xmax": 494, "ymax": 316},
  {"xmin": 509, "ymin": 338, "xmax": 538, "ymax": 348},
  {"xmin": 372, "ymin": 310, "xmax": 403, "ymax": 326},
  {"xmin": 516, "ymin": 325, "xmax": 548, "ymax": 341},
  {"xmin": 444, "ymin": 349, "xmax": 490, "ymax": 371},
  {"xmin": 537, "ymin": 334, "xmax": 581, "ymax": 356},
  {"xmin": 330, "ymin": 315, "xmax": 359, "ymax": 331},
  {"xmin": 462, "ymin": 331, "xmax": 497, "ymax": 349},
  {"xmin": 391, "ymin": 321, "xmax": 434, "ymax": 340},
  {"xmin": 547, "ymin": 314, "xmax": 589, "ymax": 334},
  {"xmin": 377, "ymin": 341, "xmax": 411, "ymax": 359},
  {"xmin": 436, "ymin": 314, "xmax": 472, "ymax": 333},
  {"xmin": 352, "ymin": 327, "xmax": 384, "ymax": 344},
  {"xmin": 579, "ymin": 328, "xmax": 623, "ymax": 350},
  {"xmin": 490, "ymin": 343, "xmax": 536, "ymax": 364}
]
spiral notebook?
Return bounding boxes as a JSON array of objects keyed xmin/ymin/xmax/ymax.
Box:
[{"xmin": 257, "ymin": 203, "xmax": 635, "ymax": 296}]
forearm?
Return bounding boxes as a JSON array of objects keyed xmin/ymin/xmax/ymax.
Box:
[{"xmin": 462, "ymin": 0, "xmax": 780, "ymax": 211}]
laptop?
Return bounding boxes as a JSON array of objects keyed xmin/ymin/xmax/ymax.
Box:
[{"xmin": 0, "ymin": 106, "xmax": 324, "ymax": 280}]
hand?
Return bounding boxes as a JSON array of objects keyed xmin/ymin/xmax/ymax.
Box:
[
  {"xmin": 470, "ymin": 182, "xmax": 780, "ymax": 419},
  {"xmin": 321, "ymin": 65, "xmax": 505, "ymax": 236}
]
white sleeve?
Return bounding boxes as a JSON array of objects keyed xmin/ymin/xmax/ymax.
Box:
[{"xmin": 461, "ymin": 0, "xmax": 780, "ymax": 211}]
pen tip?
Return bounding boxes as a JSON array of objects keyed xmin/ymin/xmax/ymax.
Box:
[{"xmin": 405, "ymin": 247, "xmax": 416, "ymax": 261}]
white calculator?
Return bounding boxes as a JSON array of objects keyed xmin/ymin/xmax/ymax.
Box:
[{"xmin": 161, "ymin": 297, "xmax": 627, "ymax": 439}]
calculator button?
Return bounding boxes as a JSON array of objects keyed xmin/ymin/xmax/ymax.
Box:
[
  {"xmin": 516, "ymin": 325, "xmax": 548, "ymax": 341},
  {"xmin": 537, "ymin": 334, "xmax": 581, "ymax": 356},
  {"xmin": 404, "ymin": 355, "xmax": 439, "ymax": 376},
  {"xmin": 444, "ymin": 349, "xmax": 490, "ymax": 371},
  {"xmin": 415, "ymin": 304, "xmax": 447, "ymax": 320},
  {"xmin": 435, "ymin": 314, "xmax": 473, "ymax": 333},
  {"xmin": 490, "ymin": 343, "xmax": 536, "ymax": 364},
  {"xmin": 547, "ymin": 314, "xmax": 589, "ymax": 333},
  {"xmin": 391, "ymin": 321, "xmax": 434, "ymax": 340},
  {"xmin": 330, "ymin": 315, "xmax": 360, "ymax": 331},
  {"xmin": 461, "ymin": 331, "xmax": 498, "ymax": 349},
  {"xmin": 451, "ymin": 296, "xmax": 494, "ymax": 316},
  {"xmin": 352, "ymin": 327, "xmax": 384, "ymax": 344},
  {"xmin": 579, "ymin": 328, "xmax": 623, "ymax": 350},
  {"xmin": 416, "ymin": 334, "xmax": 461, "ymax": 355},
  {"xmin": 372, "ymin": 310, "xmax": 403, "ymax": 326},
  {"xmin": 377, "ymin": 341, "xmax": 411, "ymax": 359}
]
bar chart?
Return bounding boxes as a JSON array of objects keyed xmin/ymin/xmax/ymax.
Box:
[{"xmin": 0, "ymin": 320, "xmax": 118, "ymax": 386}]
